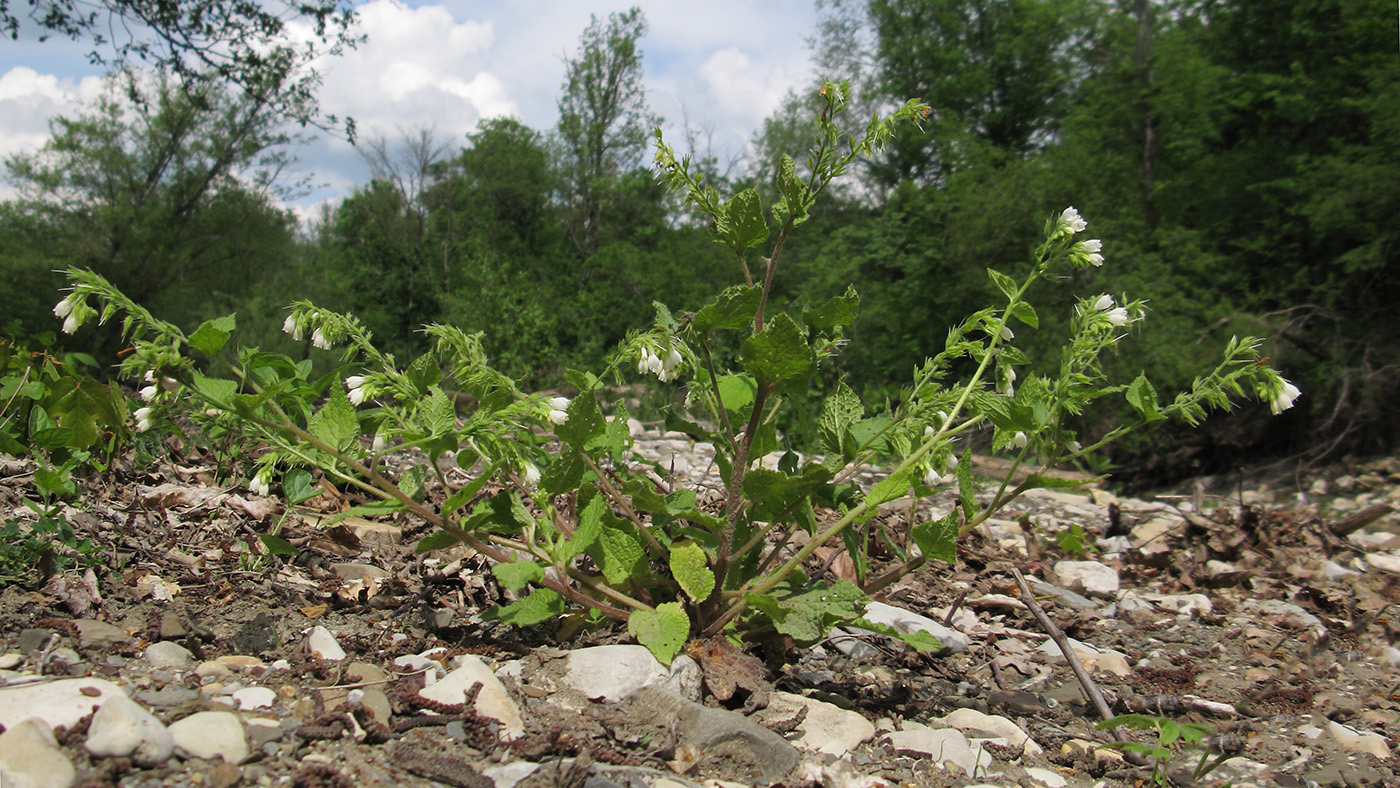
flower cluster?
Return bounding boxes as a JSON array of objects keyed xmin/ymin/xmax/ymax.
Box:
[
  {"xmin": 922, "ymin": 453, "xmax": 958, "ymax": 487},
  {"xmin": 637, "ymin": 340, "xmax": 684, "ymax": 382},
  {"xmin": 1088, "ymin": 294, "xmax": 1131, "ymax": 327},
  {"xmin": 1053, "ymin": 207, "xmax": 1105, "ymax": 267},
  {"xmin": 1270, "ymin": 378, "xmax": 1302, "ymax": 415},
  {"xmin": 248, "ymin": 470, "xmax": 271, "ymax": 498},
  {"xmin": 545, "ymin": 396, "xmax": 571, "ymax": 426},
  {"xmin": 283, "ymin": 311, "xmax": 334, "ymax": 350},
  {"xmin": 133, "ymin": 406, "xmax": 157, "ymax": 433},
  {"xmin": 345, "ymin": 375, "xmax": 374, "ymax": 406}
]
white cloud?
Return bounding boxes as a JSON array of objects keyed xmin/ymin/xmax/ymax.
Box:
[{"xmin": 1, "ymin": 1, "xmax": 820, "ymax": 208}]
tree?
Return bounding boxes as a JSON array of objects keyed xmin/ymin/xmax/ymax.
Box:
[
  {"xmin": 2, "ymin": 71, "xmax": 299, "ymax": 355},
  {"xmin": 2, "ymin": 0, "xmax": 360, "ymax": 128},
  {"xmin": 868, "ymin": 0, "xmax": 1093, "ymax": 184},
  {"xmin": 555, "ymin": 6, "xmax": 661, "ymax": 259}
]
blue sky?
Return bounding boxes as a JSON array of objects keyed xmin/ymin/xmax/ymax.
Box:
[{"xmin": 0, "ymin": 1, "xmax": 822, "ymax": 217}]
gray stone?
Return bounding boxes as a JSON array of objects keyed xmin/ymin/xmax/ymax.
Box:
[
  {"xmin": 0, "ymin": 718, "xmax": 76, "ymax": 788},
  {"xmin": 144, "ymin": 640, "xmax": 195, "ymax": 669},
  {"xmin": 665, "ymin": 654, "xmax": 704, "ymax": 702},
  {"xmin": 0, "ymin": 677, "xmax": 124, "ymax": 731},
  {"xmin": 562, "ymin": 645, "xmax": 668, "ymax": 702},
  {"xmin": 1029, "ymin": 579, "xmax": 1100, "ymax": 611},
  {"xmin": 84, "ymin": 692, "xmax": 175, "ymax": 767},
  {"xmin": 72, "ymin": 619, "xmax": 132, "ymax": 647},
  {"xmin": 168, "ymin": 711, "xmax": 249, "ymax": 763},
  {"xmin": 134, "ymin": 685, "xmax": 200, "ymax": 708},
  {"xmin": 419, "ymin": 654, "xmax": 524, "ymax": 739},
  {"xmin": 626, "ymin": 685, "xmax": 800, "ymax": 785}
]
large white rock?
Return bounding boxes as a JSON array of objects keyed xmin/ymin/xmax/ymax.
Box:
[
  {"xmin": 0, "ymin": 718, "xmax": 77, "ymax": 788},
  {"xmin": 562, "ymin": 645, "xmax": 668, "ymax": 703},
  {"xmin": 167, "ymin": 711, "xmax": 249, "ymax": 763},
  {"xmin": 306, "ymin": 626, "xmax": 346, "ymax": 661},
  {"xmin": 419, "ymin": 655, "xmax": 524, "ymax": 739},
  {"xmin": 764, "ymin": 692, "xmax": 874, "ymax": 757},
  {"xmin": 936, "ymin": 708, "xmax": 1043, "ymax": 757},
  {"xmin": 1328, "ymin": 721, "xmax": 1391, "ymax": 759},
  {"xmin": 84, "ymin": 693, "xmax": 175, "ymax": 766},
  {"xmin": 0, "ymin": 677, "xmax": 124, "ymax": 731}
]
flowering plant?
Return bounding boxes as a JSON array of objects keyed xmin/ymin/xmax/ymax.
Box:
[{"xmin": 51, "ymin": 81, "xmax": 1297, "ymax": 662}]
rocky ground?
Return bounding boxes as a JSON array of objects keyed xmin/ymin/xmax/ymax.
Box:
[{"xmin": 2, "ymin": 423, "xmax": 1400, "ymax": 788}]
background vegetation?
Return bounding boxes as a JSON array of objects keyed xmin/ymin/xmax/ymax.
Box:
[{"xmin": 4, "ymin": 0, "xmax": 1396, "ymax": 481}]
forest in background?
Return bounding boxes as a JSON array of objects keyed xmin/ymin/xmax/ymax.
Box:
[{"xmin": 3, "ymin": 0, "xmax": 1396, "ymax": 481}]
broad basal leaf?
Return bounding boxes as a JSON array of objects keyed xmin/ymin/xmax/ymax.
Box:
[{"xmin": 627, "ymin": 602, "xmax": 689, "ymax": 665}]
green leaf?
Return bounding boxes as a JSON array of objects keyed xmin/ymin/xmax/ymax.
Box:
[
  {"xmin": 420, "ymin": 388, "xmax": 456, "ymax": 436},
  {"xmin": 405, "ymin": 353, "xmax": 442, "ymax": 393},
  {"xmin": 398, "ymin": 465, "xmax": 427, "ymax": 503},
  {"xmin": 541, "ymin": 444, "xmax": 586, "ymax": 496},
  {"xmin": 817, "ymin": 382, "xmax": 863, "ymax": 460},
  {"xmin": 34, "ymin": 466, "xmax": 76, "ymax": 498},
  {"xmin": 802, "ymin": 285, "xmax": 860, "ymax": 332},
  {"xmin": 742, "ymin": 465, "xmax": 833, "ymax": 522},
  {"xmin": 987, "ymin": 269, "xmax": 1018, "ymax": 300},
  {"xmin": 692, "ymin": 285, "xmax": 762, "ymax": 334},
  {"xmin": 414, "ymin": 529, "xmax": 462, "ymax": 554},
  {"xmin": 910, "ymin": 509, "xmax": 959, "ymax": 564},
  {"xmin": 956, "ymin": 452, "xmax": 980, "ymax": 519},
  {"xmin": 865, "ymin": 467, "xmax": 913, "ymax": 512},
  {"xmin": 308, "ymin": 384, "xmax": 359, "ymax": 454},
  {"xmin": 283, "ymin": 469, "xmax": 317, "ymax": 505},
  {"xmin": 772, "ymin": 153, "xmax": 812, "ymax": 227},
  {"xmin": 555, "ymin": 392, "xmax": 605, "ymax": 448},
  {"xmin": 716, "ymin": 374, "xmax": 758, "ymax": 416},
  {"xmin": 587, "ymin": 520, "xmax": 647, "ymax": 586},
  {"xmin": 1009, "ymin": 301, "xmax": 1038, "ymax": 329},
  {"xmin": 188, "ymin": 315, "xmax": 236, "ymax": 357},
  {"xmin": 442, "ymin": 466, "xmax": 497, "ymax": 515},
  {"xmin": 627, "ymin": 602, "xmax": 689, "ymax": 665},
  {"xmin": 740, "ymin": 312, "xmax": 815, "ymax": 388},
  {"xmin": 192, "ymin": 371, "xmax": 239, "ymax": 405},
  {"xmin": 1126, "ymin": 374, "xmax": 1164, "ymax": 422},
  {"xmin": 28, "ymin": 407, "xmax": 73, "ymax": 450},
  {"xmin": 848, "ymin": 618, "xmax": 943, "ymax": 653},
  {"xmin": 669, "ymin": 540, "xmax": 715, "ymax": 604},
  {"xmin": 559, "ymin": 493, "xmax": 606, "ymax": 562},
  {"xmin": 496, "ymin": 587, "xmax": 564, "ymax": 627},
  {"xmin": 744, "ymin": 580, "xmax": 868, "ymax": 644},
  {"xmin": 493, "ymin": 560, "xmax": 544, "ymax": 592},
  {"xmin": 714, "ymin": 187, "xmax": 769, "ymax": 252},
  {"xmin": 259, "ymin": 534, "xmax": 299, "ymax": 556}
]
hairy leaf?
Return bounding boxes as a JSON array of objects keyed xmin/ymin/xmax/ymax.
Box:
[
  {"xmin": 493, "ymin": 560, "xmax": 544, "ymax": 592},
  {"xmin": 693, "ymin": 285, "xmax": 762, "ymax": 334},
  {"xmin": 496, "ymin": 588, "xmax": 564, "ymax": 627},
  {"xmin": 740, "ymin": 312, "xmax": 815, "ymax": 388},
  {"xmin": 189, "ymin": 315, "xmax": 236, "ymax": 357},
  {"xmin": 627, "ymin": 602, "xmax": 689, "ymax": 665},
  {"xmin": 669, "ymin": 540, "xmax": 715, "ymax": 604}
]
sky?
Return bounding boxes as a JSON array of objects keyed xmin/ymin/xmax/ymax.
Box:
[{"xmin": 0, "ymin": 0, "xmax": 822, "ymax": 218}]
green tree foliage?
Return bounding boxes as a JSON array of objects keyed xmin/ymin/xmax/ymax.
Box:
[
  {"xmin": 868, "ymin": 0, "xmax": 1092, "ymax": 184},
  {"xmin": 555, "ymin": 6, "xmax": 662, "ymax": 259},
  {"xmin": 2, "ymin": 73, "xmax": 299, "ymax": 360}
]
